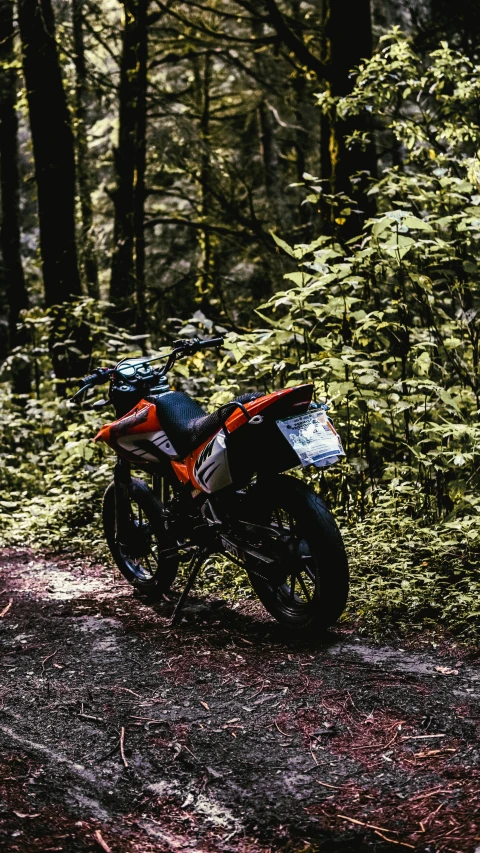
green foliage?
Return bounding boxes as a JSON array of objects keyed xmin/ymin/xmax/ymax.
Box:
[
  {"xmin": 215, "ymin": 33, "xmax": 480, "ymax": 640},
  {"xmin": 0, "ymin": 299, "xmax": 146, "ymax": 552}
]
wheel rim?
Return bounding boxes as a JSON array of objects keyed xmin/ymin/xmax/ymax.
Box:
[
  {"xmin": 117, "ymin": 500, "xmax": 159, "ymax": 582},
  {"xmin": 249, "ymin": 504, "xmax": 318, "ymax": 615}
]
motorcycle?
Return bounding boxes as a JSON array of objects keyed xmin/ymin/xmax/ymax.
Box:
[{"xmin": 71, "ymin": 336, "xmax": 348, "ymax": 632}]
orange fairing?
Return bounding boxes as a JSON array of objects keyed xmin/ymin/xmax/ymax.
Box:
[
  {"xmin": 94, "ymin": 384, "xmax": 313, "ymax": 486},
  {"xmin": 184, "ymin": 436, "xmax": 214, "ymax": 491},
  {"xmin": 171, "ymin": 460, "xmax": 190, "ymax": 484},
  {"xmin": 94, "ymin": 400, "xmax": 157, "ymax": 445},
  {"xmin": 225, "ymin": 385, "xmax": 313, "ymax": 433}
]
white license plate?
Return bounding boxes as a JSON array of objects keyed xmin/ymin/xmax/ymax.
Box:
[{"xmin": 277, "ymin": 410, "xmax": 345, "ymax": 469}]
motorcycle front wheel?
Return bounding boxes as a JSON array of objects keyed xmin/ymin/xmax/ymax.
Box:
[
  {"xmin": 241, "ymin": 475, "xmax": 349, "ymax": 632},
  {"xmin": 103, "ymin": 478, "xmax": 178, "ymax": 598}
]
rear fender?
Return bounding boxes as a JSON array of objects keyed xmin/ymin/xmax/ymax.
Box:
[
  {"xmin": 225, "ymin": 384, "xmax": 313, "ymax": 433},
  {"xmin": 185, "ymin": 384, "xmax": 314, "ymax": 493}
]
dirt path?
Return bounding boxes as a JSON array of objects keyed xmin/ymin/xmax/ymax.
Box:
[{"xmin": 0, "ymin": 549, "xmax": 479, "ymax": 853}]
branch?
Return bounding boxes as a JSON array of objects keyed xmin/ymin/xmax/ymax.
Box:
[
  {"xmin": 260, "ymin": 0, "xmax": 324, "ymax": 78},
  {"xmin": 144, "ymin": 216, "xmax": 251, "ymax": 240},
  {"xmin": 154, "ymin": 1, "xmax": 276, "ymax": 45}
]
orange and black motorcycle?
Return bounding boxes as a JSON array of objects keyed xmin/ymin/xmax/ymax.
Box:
[{"xmin": 72, "ymin": 337, "xmax": 348, "ymax": 632}]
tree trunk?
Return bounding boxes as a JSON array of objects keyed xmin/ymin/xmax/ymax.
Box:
[
  {"xmin": 134, "ymin": 0, "xmax": 148, "ymax": 335},
  {"xmin": 321, "ymin": 0, "xmax": 377, "ymax": 231},
  {"xmin": 110, "ymin": 0, "xmax": 139, "ymax": 316},
  {"xmin": 0, "ymin": 0, "xmax": 30, "ymax": 393},
  {"xmin": 18, "ymin": 0, "xmax": 82, "ymax": 307},
  {"xmin": 72, "ymin": 0, "xmax": 99, "ymax": 299},
  {"xmin": 252, "ymin": 17, "xmax": 280, "ymax": 212},
  {"xmin": 199, "ymin": 51, "xmax": 212, "ymax": 305}
]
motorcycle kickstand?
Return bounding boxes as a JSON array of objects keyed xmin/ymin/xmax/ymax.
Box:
[{"xmin": 170, "ymin": 547, "xmax": 209, "ymax": 627}]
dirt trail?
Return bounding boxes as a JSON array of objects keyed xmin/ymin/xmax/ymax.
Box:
[{"xmin": 0, "ymin": 548, "xmax": 479, "ymax": 853}]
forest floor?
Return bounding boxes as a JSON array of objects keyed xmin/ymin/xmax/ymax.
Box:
[{"xmin": 0, "ymin": 548, "xmax": 479, "ymax": 853}]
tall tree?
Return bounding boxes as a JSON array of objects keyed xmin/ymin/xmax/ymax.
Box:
[
  {"xmin": 253, "ymin": 1, "xmax": 375, "ymax": 230},
  {"xmin": 133, "ymin": 0, "xmax": 148, "ymax": 333},
  {"xmin": 0, "ymin": 0, "xmax": 30, "ymax": 392},
  {"xmin": 72, "ymin": 0, "xmax": 99, "ymax": 298},
  {"xmin": 320, "ymin": 0, "xmax": 377, "ymax": 225},
  {"xmin": 194, "ymin": 50, "xmax": 214, "ymax": 306},
  {"xmin": 18, "ymin": 0, "xmax": 81, "ymax": 307},
  {"xmin": 110, "ymin": 0, "xmax": 149, "ymax": 332}
]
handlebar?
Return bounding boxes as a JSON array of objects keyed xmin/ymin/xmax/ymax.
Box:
[
  {"xmin": 70, "ymin": 367, "xmax": 114, "ymax": 402},
  {"xmin": 69, "ymin": 336, "xmax": 224, "ymax": 403},
  {"xmin": 172, "ymin": 336, "xmax": 224, "ymax": 352},
  {"xmin": 159, "ymin": 336, "xmax": 224, "ymax": 376},
  {"xmin": 79, "ymin": 367, "xmax": 114, "ymax": 388}
]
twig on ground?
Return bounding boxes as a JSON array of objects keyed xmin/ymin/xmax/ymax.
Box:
[
  {"xmin": 130, "ymin": 716, "xmax": 165, "ymax": 724},
  {"xmin": 374, "ymin": 830, "xmax": 415, "ymax": 848},
  {"xmin": 249, "ymin": 679, "xmax": 267, "ymax": 699},
  {"xmin": 93, "ymin": 829, "xmax": 112, "ymax": 853},
  {"xmin": 414, "ymin": 748, "xmax": 456, "ymax": 758},
  {"xmin": 106, "ymin": 686, "xmax": 143, "ymax": 698},
  {"xmin": 120, "ymin": 727, "xmax": 128, "ymax": 767},
  {"xmin": 316, "ymin": 780, "xmax": 341, "ymax": 789},
  {"xmin": 382, "ymin": 730, "xmax": 400, "ymax": 750},
  {"xmin": 79, "ymin": 714, "xmax": 104, "ymax": 723},
  {"xmin": 0, "ymin": 598, "xmax": 13, "ymax": 618},
  {"xmin": 421, "ymin": 801, "xmax": 445, "ymax": 825},
  {"xmin": 440, "ymin": 823, "xmax": 462, "ymax": 838},
  {"xmin": 182, "ymin": 744, "xmax": 198, "ymax": 762},
  {"xmin": 401, "ymin": 734, "xmax": 445, "ymax": 740},
  {"xmin": 337, "ymin": 814, "xmax": 399, "ymax": 835},
  {"xmin": 297, "ymin": 674, "xmax": 310, "ymax": 695},
  {"xmin": 274, "ymin": 721, "xmax": 291, "ymax": 737},
  {"xmin": 97, "ymin": 742, "xmax": 120, "ymax": 763},
  {"xmin": 409, "ymin": 787, "xmax": 456, "ymax": 802},
  {"xmin": 40, "ymin": 649, "xmax": 58, "ymax": 676}
]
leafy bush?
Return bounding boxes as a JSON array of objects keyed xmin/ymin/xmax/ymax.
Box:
[
  {"xmin": 0, "ymin": 299, "xmax": 142, "ymax": 552},
  {"xmin": 217, "ymin": 32, "xmax": 480, "ymax": 639}
]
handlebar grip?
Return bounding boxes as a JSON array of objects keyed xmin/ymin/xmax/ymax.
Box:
[
  {"xmin": 198, "ymin": 337, "xmax": 224, "ymax": 348},
  {"xmin": 78, "ymin": 367, "xmax": 113, "ymax": 388},
  {"xmin": 78, "ymin": 373, "xmax": 98, "ymax": 388}
]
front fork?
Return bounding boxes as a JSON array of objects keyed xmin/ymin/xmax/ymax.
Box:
[{"xmin": 114, "ymin": 457, "xmax": 132, "ymax": 545}]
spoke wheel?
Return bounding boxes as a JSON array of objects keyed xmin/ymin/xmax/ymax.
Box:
[
  {"xmin": 103, "ymin": 478, "xmax": 178, "ymax": 597},
  {"xmin": 241, "ymin": 475, "xmax": 349, "ymax": 632}
]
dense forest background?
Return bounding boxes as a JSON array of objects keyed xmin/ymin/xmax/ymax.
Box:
[{"xmin": 1, "ymin": 0, "xmax": 480, "ymax": 639}]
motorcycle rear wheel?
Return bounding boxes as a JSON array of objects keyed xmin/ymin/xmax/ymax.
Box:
[
  {"xmin": 103, "ymin": 478, "xmax": 178, "ymax": 598},
  {"xmin": 242, "ymin": 475, "xmax": 348, "ymax": 632}
]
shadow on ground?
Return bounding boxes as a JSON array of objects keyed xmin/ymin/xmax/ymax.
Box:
[{"xmin": 0, "ymin": 548, "xmax": 479, "ymax": 852}]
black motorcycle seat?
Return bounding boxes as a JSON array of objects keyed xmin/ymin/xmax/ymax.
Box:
[{"xmin": 155, "ymin": 391, "xmax": 263, "ymax": 459}]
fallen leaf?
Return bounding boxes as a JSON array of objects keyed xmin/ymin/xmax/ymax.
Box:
[{"xmin": 200, "ymin": 701, "xmax": 210, "ymax": 711}]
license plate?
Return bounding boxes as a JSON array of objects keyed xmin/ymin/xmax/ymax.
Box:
[{"xmin": 277, "ymin": 410, "xmax": 345, "ymax": 469}]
